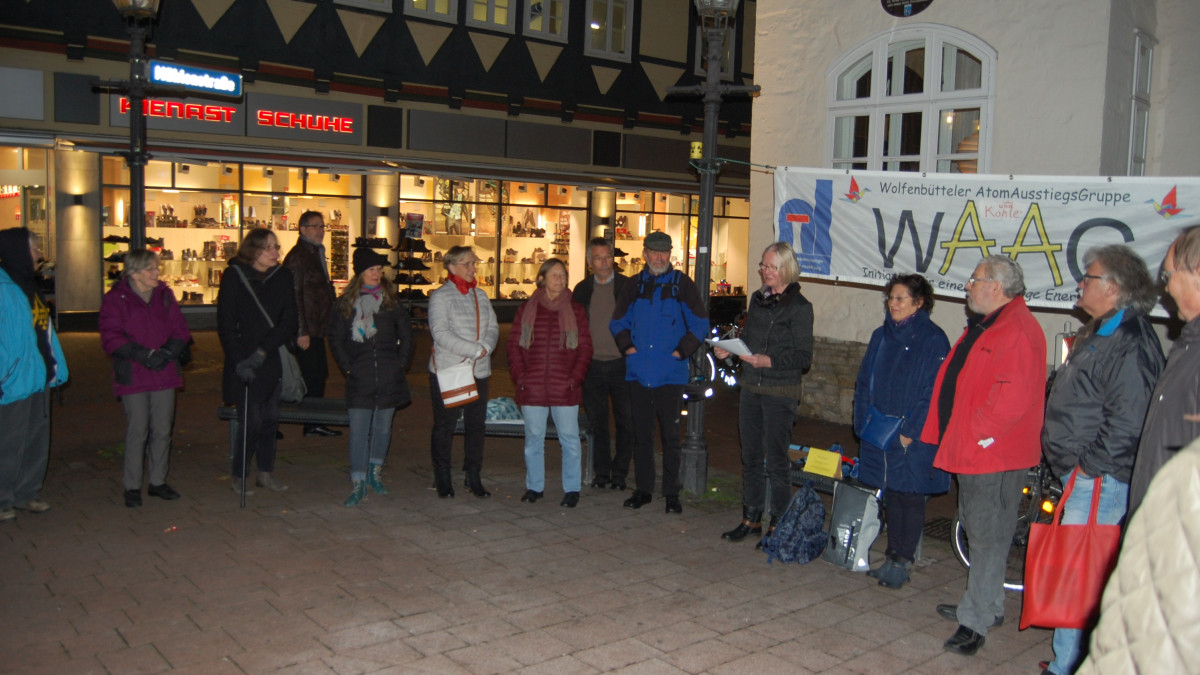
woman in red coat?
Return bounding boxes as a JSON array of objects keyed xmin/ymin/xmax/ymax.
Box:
[
  {"xmin": 508, "ymin": 259, "xmax": 592, "ymax": 507},
  {"xmin": 99, "ymin": 249, "xmax": 191, "ymax": 508}
]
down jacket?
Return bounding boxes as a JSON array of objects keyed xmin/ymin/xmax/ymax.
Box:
[
  {"xmin": 0, "ymin": 268, "xmax": 68, "ymax": 406},
  {"xmin": 854, "ymin": 310, "xmax": 951, "ymax": 494},
  {"xmin": 216, "ymin": 258, "xmax": 299, "ymax": 404},
  {"xmin": 427, "ymin": 283, "xmax": 499, "ymax": 380},
  {"xmin": 98, "ymin": 278, "xmax": 192, "ymax": 396},
  {"xmin": 739, "ymin": 282, "xmax": 814, "ymax": 389},
  {"xmin": 1076, "ymin": 435, "xmax": 1200, "ymax": 675},
  {"xmin": 922, "ymin": 297, "xmax": 1047, "ymax": 475},
  {"xmin": 507, "ymin": 296, "xmax": 593, "ymax": 407},
  {"xmin": 328, "ymin": 293, "xmax": 414, "ymax": 410},
  {"xmin": 610, "ymin": 267, "xmax": 709, "ymax": 388},
  {"xmin": 1041, "ymin": 308, "xmax": 1164, "ymax": 484}
]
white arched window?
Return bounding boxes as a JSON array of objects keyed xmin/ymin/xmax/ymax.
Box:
[{"xmin": 826, "ymin": 25, "xmax": 996, "ymax": 173}]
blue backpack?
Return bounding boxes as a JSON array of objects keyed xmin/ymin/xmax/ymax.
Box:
[{"xmin": 761, "ymin": 481, "xmax": 828, "ymax": 564}]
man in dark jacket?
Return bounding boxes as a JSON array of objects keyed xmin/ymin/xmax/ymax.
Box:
[
  {"xmin": 282, "ymin": 210, "xmax": 340, "ymax": 437},
  {"xmin": 1039, "ymin": 244, "xmax": 1164, "ymax": 675},
  {"xmin": 1129, "ymin": 224, "xmax": 1200, "ymax": 514},
  {"xmin": 573, "ymin": 237, "xmax": 634, "ymax": 490},
  {"xmin": 610, "ymin": 231, "xmax": 708, "ymax": 513}
]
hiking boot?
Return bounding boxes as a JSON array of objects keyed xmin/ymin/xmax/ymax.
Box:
[
  {"xmin": 877, "ymin": 556, "xmax": 912, "ymax": 589},
  {"xmin": 343, "ymin": 481, "xmax": 367, "ymax": 507},
  {"xmin": 367, "ymin": 464, "xmax": 389, "ymax": 495},
  {"xmin": 256, "ymin": 472, "xmax": 288, "ymax": 492},
  {"xmin": 721, "ymin": 506, "xmax": 763, "ymax": 542}
]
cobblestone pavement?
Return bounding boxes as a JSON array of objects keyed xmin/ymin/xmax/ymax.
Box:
[{"xmin": 0, "ymin": 331, "xmax": 1050, "ymax": 673}]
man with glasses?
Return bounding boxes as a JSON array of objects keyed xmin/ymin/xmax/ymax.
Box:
[
  {"xmin": 610, "ymin": 231, "xmax": 709, "ymax": 513},
  {"xmin": 573, "ymin": 237, "xmax": 634, "ymax": 490},
  {"xmin": 282, "ymin": 210, "xmax": 340, "ymax": 437},
  {"xmin": 1037, "ymin": 245, "xmax": 1164, "ymax": 675},
  {"xmin": 921, "ymin": 255, "xmax": 1046, "ymax": 656},
  {"xmin": 1129, "ymin": 225, "xmax": 1200, "ymax": 514}
]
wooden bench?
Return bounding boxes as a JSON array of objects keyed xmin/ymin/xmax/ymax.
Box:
[{"xmin": 217, "ymin": 398, "xmax": 595, "ymax": 483}]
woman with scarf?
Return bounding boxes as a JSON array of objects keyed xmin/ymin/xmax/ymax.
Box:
[
  {"xmin": 853, "ymin": 274, "xmax": 950, "ymax": 588},
  {"xmin": 0, "ymin": 228, "xmax": 68, "ymax": 521},
  {"xmin": 508, "ymin": 258, "xmax": 593, "ymax": 507},
  {"xmin": 99, "ymin": 249, "xmax": 191, "ymax": 507},
  {"xmin": 217, "ymin": 228, "xmax": 298, "ymax": 497},
  {"xmin": 428, "ymin": 245, "xmax": 499, "ymax": 498},
  {"xmin": 329, "ymin": 248, "xmax": 413, "ymax": 507},
  {"xmin": 715, "ymin": 241, "xmax": 813, "ymax": 547}
]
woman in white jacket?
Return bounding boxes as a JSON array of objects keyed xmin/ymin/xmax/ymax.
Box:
[{"xmin": 427, "ymin": 245, "xmax": 499, "ymax": 499}]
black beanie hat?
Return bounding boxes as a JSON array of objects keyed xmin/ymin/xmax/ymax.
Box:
[{"xmin": 353, "ymin": 247, "xmax": 390, "ymax": 277}]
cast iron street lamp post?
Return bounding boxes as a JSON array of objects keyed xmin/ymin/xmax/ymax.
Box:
[
  {"xmin": 112, "ymin": 0, "xmax": 162, "ymax": 251},
  {"xmin": 668, "ymin": 0, "xmax": 760, "ymax": 496}
]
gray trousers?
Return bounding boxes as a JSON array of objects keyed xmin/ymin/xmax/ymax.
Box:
[
  {"xmin": 0, "ymin": 388, "xmax": 50, "ymax": 509},
  {"xmin": 956, "ymin": 469, "xmax": 1026, "ymax": 635},
  {"xmin": 121, "ymin": 389, "xmax": 176, "ymax": 491}
]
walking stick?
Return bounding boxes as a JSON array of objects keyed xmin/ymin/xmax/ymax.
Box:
[{"xmin": 240, "ymin": 382, "xmax": 249, "ymax": 509}]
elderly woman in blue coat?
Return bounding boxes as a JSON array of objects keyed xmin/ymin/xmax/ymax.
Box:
[{"xmin": 853, "ymin": 273, "xmax": 951, "ymax": 588}]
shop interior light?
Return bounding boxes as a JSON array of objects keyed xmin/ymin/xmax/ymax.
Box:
[
  {"xmin": 415, "ymin": 177, "xmax": 425, "ymax": 187},
  {"xmin": 332, "ymin": 173, "xmax": 341, "ymax": 182},
  {"xmin": 179, "ymin": 164, "xmax": 190, "ymax": 174},
  {"xmin": 263, "ymin": 167, "xmax": 273, "ymax": 177}
]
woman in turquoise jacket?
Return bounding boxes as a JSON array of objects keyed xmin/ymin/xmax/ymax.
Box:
[{"xmin": 0, "ymin": 228, "xmax": 68, "ymax": 522}]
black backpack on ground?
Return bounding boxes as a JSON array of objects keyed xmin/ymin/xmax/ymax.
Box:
[{"xmin": 761, "ymin": 480, "xmax": 828, "ymax": 564}]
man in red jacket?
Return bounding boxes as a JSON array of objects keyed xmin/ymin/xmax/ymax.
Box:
[{"xmin": 921, "ymin": 255, "xmax": 1047, "ymax": 656}]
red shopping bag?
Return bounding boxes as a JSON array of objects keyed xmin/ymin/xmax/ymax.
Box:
[{"xmin": 1019, "ymin": 474, "xmax": 1122, "ymax": 630}]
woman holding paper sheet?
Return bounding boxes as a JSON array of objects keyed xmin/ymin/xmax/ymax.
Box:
[
  {"xmin": 853, "ymin": 274, "xmax": 950, "ymax": 589},
  {"xmin": 716, "ymin": 241, "xmax": 813, "ymax": 546}
]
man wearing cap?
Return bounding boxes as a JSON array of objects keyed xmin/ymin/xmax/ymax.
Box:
[
  {"xmin": 610, "ymin": 231, "xmax": 709, "ymax": 513},
  {"xmin": 283, "ymin": 210, "xmax": 341, "ymax": 437}
]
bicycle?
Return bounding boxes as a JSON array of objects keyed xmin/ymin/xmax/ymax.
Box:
[{"xmin": 950, "ymin": 459, "xmax": 1063, "ymax": 591}]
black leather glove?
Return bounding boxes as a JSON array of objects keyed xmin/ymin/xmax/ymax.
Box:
[
  {"xmin": 235, "ymin": 348, "xmax": 267, "ymax": 383},
  {"xmin": 145, "ymin": 350, "xmax": 172, "ymax": 371},
  {"xmin": 115, "ymin": 342, "xmax": 154, "ymax": 368},
  {"xmin": 161, "ymin": 338, "xmax": 187, "ymax": 361}
]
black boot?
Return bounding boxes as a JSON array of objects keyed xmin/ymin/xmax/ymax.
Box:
[
  {"xmin": 464, "ymin": 469, "xmax": 491, "ymax": 498},
  {"xmin": 434, "ymin": 467, "xmax": 454, "ymax": 498},
  {"xmin": 755, "ymin": 515, "xmax": 780, "ymax": 550},
  {"xmin": 721, "ymin": 506, "xmax": 763, "ymax": 542}
]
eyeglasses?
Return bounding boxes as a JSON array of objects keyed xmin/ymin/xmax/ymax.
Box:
[
  {"xmin": 453, "ymin": 260, "xmax": 478, "ymax": 267},
  {"xmin": 1080, "ymin": 273, "xmax": 1109, "ymax": 283},
  {"xmin": 302, "ymin": 223, "xmax": 326, "ymax": 230},
  {"xmin": 887, "ymin": 295, "xmax": 912, "ymax": 303},
  {"xmin": 1160, "ymin": 268, "xmax": 1177, "ymax": 284},
  {"xmin": 757, "ymin": 263, "xmax": 779, "ymax": 271},
  {"xmin": 966, "ymin": 276, "xmax": 992, "ymax": 286}
]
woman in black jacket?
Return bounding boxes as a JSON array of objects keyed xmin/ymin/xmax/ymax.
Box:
[
  {"xmin": 217, "ymin": 228, "xmax": 299, "ymax": 497},
  {"xmin": 715, "ymin": 241, "xmax": 814, "ymax": 545},
  {"xmin": 329, "ymin": 248, "xmax": 414, "ymax": 506}
]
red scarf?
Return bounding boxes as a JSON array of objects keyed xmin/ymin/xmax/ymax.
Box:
[{"xmin": 448, "ymin": 273, "xmax": 477, "ymax": 295}]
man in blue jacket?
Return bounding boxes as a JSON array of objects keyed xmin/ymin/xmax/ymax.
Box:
[{"xmin": 610, "ymin": 232, "xmax": 708, "ymax": 513}]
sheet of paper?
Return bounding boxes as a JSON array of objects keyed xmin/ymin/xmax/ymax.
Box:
[
  {"xmin": 705, "ymin": 338, "xmax": 752, "ymax": 357},
  {"xmin": 802, "ymin": 446, "xmax": 844, "ymax": 479}
]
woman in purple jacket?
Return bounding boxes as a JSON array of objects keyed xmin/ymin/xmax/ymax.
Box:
[{"xmin": 99, "ymin": 249, "xmax": 191, "ymax": 507}]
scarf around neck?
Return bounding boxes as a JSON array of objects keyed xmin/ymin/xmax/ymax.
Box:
[
  {"xmin": 448, "ymin": 273, "xmax": 476, "ymax": 295},
  {"xmin": 519, "ymin": 287, "xmax": 579, "ymax": 350},
  {"xmin": 351, "ymin": 285, "xmax": 383, "ymax": 343}
]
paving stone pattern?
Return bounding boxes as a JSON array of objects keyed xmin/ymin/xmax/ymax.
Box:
[{"xmin": 0, "ymin": 332, "xmax": 1051, "ymax": 673}]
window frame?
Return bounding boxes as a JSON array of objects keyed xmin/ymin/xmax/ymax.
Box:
[
  {"xmin": 335, "ymin": 0, "xmax": 394, "ymax": 12},
  {"xmin": 1127, "ymin": 30, "xmax": 1155, "ymax": 176},
  {"xmin": 403, "ymin": 0, "xmax": 458, "ymax": 23},
  {"xmin": 825, "ymin": 25, "xmax": 996, "ymax": 174},
  {"xmin": 466, "ymin": 0, "xmax": 515, "ymax": 33},
  {"xmin": 524, "ymin": 0, "xmax": 568, "ymax": 43},
  {"xmin": 584, "ymin": 0, "xmax": 634, "ymax": 63}
]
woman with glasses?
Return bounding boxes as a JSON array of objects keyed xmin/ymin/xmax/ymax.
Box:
[
  {"xmin": 217, "ymin": 228, "xmax": 299, "ymax": 497},
  {"xmin": 715, "ymin": 241, "xmax": 814, "ymax": 547},
  {"xmin": 99, "ymin": 249, "xmax": 191, "ymax": 507},
  {"xmin": 508, "ymin": 258, "xmax": 592, "ymax": 507},
  {"xmin": 853, "ymin": 274, "xmax": 950, "ymax": 588},
  {"xmin": 428, "ymin": 245, "xmax": 499, "ymax": 498}
]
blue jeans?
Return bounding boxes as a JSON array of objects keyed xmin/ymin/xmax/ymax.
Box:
[
  {"xmin": 1048, "ymin": 469, "xmax": 1128, "ymax": 675},
  {"xmin": 348, "ymin": 407, "xmax": 395, "ymax": 482},
  {"xmin": 521, "ymin": 405, "xmax": 581, "ymax": 493}
]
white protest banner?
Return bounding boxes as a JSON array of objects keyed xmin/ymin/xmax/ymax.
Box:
[{"xmin": 774, "ymin": 167, "xmax": 1200, "ymax": 310}]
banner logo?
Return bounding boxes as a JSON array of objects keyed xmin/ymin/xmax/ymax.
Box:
[
  {"xmin": 778, "ymin": 179, "xmax": 833, "ymax": 275},
  {"xmin": 1148, "ymin": 186, "xmax": 1184, "ymax": 219},
  {"xmin": 841, "ymin": 176, "xmax": 868, "ymax": 203}
]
